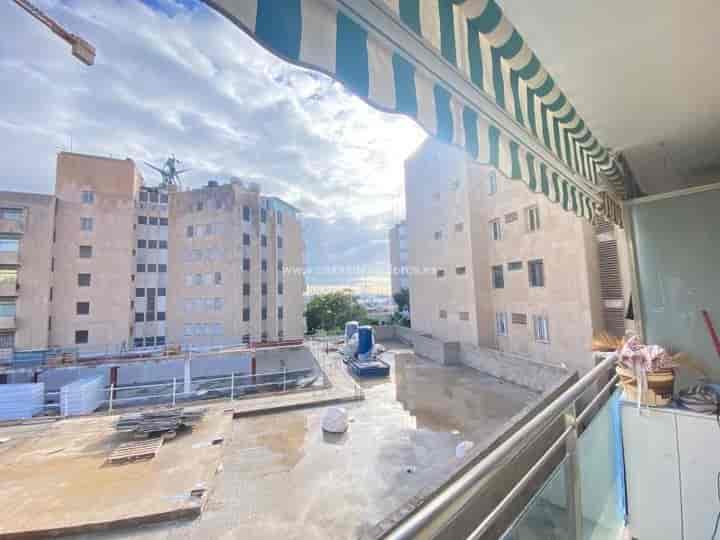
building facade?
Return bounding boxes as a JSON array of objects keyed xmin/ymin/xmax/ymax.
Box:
[
  {"xmin": 388, "ymin": 221, "xmax": 410, "ymax": 297},
  {"xmin": 405, "ymin": 139, "xmax": 631, "ymax": 373},
  {"xmin": 0, "ymin": 152, "xmax": 304, "ymax": 353},
  {"xmin": 167, "ymin": 180, "xmax": 304, "ymax": 347}
]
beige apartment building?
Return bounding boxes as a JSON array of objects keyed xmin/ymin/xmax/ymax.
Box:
[
  {"xmin": 406, "ymin": 139, "xmax": 631, "ymax": 373},
  {"xmin": 167, "ymin": 180, "xmax": 304, "ymax": 346},
  {"xmin": 0, "ymin": 152, "xmax": 305, "ymax": 353}
]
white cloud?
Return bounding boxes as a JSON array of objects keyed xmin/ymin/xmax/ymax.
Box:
[{"xmin": 0, "ymin": 0, "xmax": 426, "ymax": 290}]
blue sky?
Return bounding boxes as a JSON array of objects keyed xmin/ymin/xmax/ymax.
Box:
[{"xmin": 0, "ymin": 0, "xmax": 425, "ymax": 292}]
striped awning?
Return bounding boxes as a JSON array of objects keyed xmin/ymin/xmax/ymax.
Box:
[{"xmin": 206, "ymin": 0, "xmax": 625, "ymax": 225}]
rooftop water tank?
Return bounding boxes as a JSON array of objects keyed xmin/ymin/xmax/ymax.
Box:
[
  {"xmin": 345, "ymin": 321, "xmax": 359, "ymax": 342},
  {"xmin": 357, "ymin": 326, "xmax": 374, "ymax": 356}
]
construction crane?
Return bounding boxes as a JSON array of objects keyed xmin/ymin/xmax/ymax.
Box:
[{"xmin": 12, "ymin": 0, "xmax": 95, "ymax": 66}]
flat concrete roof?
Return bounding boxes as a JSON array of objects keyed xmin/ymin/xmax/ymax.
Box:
[{"xmin": 76, "ymin": 341, "xmax": 539, "ymax": 539}]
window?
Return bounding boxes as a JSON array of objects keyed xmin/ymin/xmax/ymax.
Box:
[
  {"xmin": 186, "ymin": 225, "xmax": 194, "ymax": 238},
  {"xmin": 205, "ymin": 223, "xmax": 214, "ymax": 236},
  {"xmin": 488, "ymin": 170, "xmax": 497, "ymax": 195},
  {"xmin": 51, "ymin": 257, "xmax": 54, "ymax": 272},
  {"xmin": 0, "ymin": 300, "xmax": 16, "ymax": 317},
  {"xmin": 242, "ymin": 257, "xmax": 250, "ymax": 271},
  {"xmin": 159, "ymin": 240, "xmax": 168, "ymax": 249},
  {"xmin": 49, "ymin": 286, "xmax": 53, "ymax": 302},
  {"xmin": 159, "ymin": 264, "xmax": 167, "ymax": 273},
  {"xmin": 278, "ymin": 260, "xmax": 283, "ymax": 272},
  {"xmin": 137, "ymin": 239, "xmax": 147, "ymax": 249},
  {"xmin": 278, "ymin": 330, "xmax": 284, "ymax": 340},
  {"xmin": 526, "ymin": 205, "xmax": 541, "ymax": 232},
  {"xmin": 149, "ymin": 191, "xmax": 159, "ymax": 203},
  {"xmin": 192, "ymin": 273, "xmax": 202, "ymax": 286},
  {"xmin": 158, "ymin": 287, "xmax": 166, "ymax": 297},
  {"xmin": 147, "ymin": 264, "xmax": 157, "ymax": 273},
  {"xmin": 243, "ymin": 233, "xmax": 250, "ymax": 246},
  {"xmin": 144, "ymin": 337, "xmax": 156, "ymax": 347},
  {"xmin": 492, "ymin": 265, "xmax": 504, "ymax": 288},
  {"xmin": 533, "ymin": 315, "xmax": 550, "ymax": 342},
  {"xmin": 184, "ymin": 324, "xmax": 193, "ymax": 337},
  {"xmin": 260, "ymin": 208, "xmax": 267, "ymax": 223},
  {"xmin": 528, "ymin": 259, "xmax": 545, "ymax": 287},
  {"xmin": 78, "ymin": 273, "xmax": 91, "ymax": 286},
  {"xmin": 511, "ymin": 313, "xmax": 527, "ymax": 325},
  {"xmin": 214, "ymin": 272, "xmax": 222, "ymax": 285},
  {"xmin": 134, "ymin": 338, "xmax": 144, "ymax": 348},
  {"xmin": 261, "ymin": 307, "xmax": 268, "ymax": 321},
  {"xmin": 81, "ymin": 190, "xmax": 95, "ymax": 204},
  {"xmin": 505, "ymin": 211, "xmax": 518, "ymax": 224},
  {"xmin": 243, "ymin": 283, "xmax": 250, "ymax": 296},
  {"xmin": 76, "ymin": 302, "xmax": 90, "ymax": 315},
  {"xmin": 160, "ymin": 193, "xmax": 169, "ymax": 204},
  {"xmin": 0, "ymin": 268, "xmax": 17, "ymax": 286},
  {"xmin": 455, "ymin": 266, "xmax": 466, "ymax": 276},
  {"xmin": 261, "ymin": 282, "xmax": 267, "ymax": 296},
  {"xmin": 454, "ymin": 223, "xmax": 464, "ymax": 232},
  {"xmin": 490, "ymin": 219, "xmax": 503, "ymax": 241},
  {"xmin": 139, "ymin": 191, "xmax": 148, "ymax": 202},
  {"xmin": 135, "ymin": 312, "xmax": 145, "ymax": 322},
  {"xmin": 439, "ymin": 309, "xmax": 447, "ymax": 319},
  {"xmin": 214, "ymin": 298, "xmax": 223, "ymax": 311},
  {"xmin": 277, "ymin": 211, "xmax": 283, "ymax": 225},
  {"xmin": 80, "ymin": 217, "xmax": 94, "ymax": 231},
  {"xmin": 157, "ymin": 312, "xmax": 166, "ymax": 321},
  {"xmin": 459, "ymin": 311, "xmax": 470, "ymax": 321},
  {"xmin": 261, "ymin": 259, "xmax": 268, "ymax": 272},
  {"xmin": 195, "ymin": 201, "xmax": 204, "ymax": 211},
  {"xmin": 434, "ymin": 231, "xmax": 442, "ymax": 240},
  {"xmin": 148, "ymin": 216, "xmax": 158, "ymax": 226},
  {"xmin": 261, "ymin": 332, "xmax": 268, "ymax": 343},
  {"xmin": 242, "ymin": 333, "xmax": 251, "ymax": 344},
  {"xmin": 495, "ymin": 312, "xmax": 508, "ymax": 336},
  {"xmin": 242, "ymin": 308, "xmax": 250, "ymax": 322},
  {"xmin": 261, "ymin": 234, "xmax": 267, "ymax": 247},
  {"xmin": 159, "ymin": 217, "xmax": 168, "ymax": 226},
  {"xmin": 138, "ymin": 216, "xmax": 147, "ymax": 225},
  {"xmin": 136, "ymin": 288, "xmax": 145, "ymax": 297},
  {"xmin": 436, "ymin": 269, "xmax": 445, "ymax": 278},
  {"xmin": 277, "ymin": 236, "xmax": 283, "ymax": 249},
  {"xmin": 278, "ymin": 306, "xmax": 284, "ymax": 320},
  {"xmin": 156, "ymin": 336, "xmax": 166, "ymax": 345},
  {"xmin": 75, "ymin": 330, "xmax": 89, "ymax": 344},
  {"xmin": 508, "ymin": 261, "xmax": 523, "ymax": 271},
  {"xmin": 0, "ymin": 237, "xmax": 19, "ymax": 253},
  {"xmin": 146, "ymin": 312, "xmax": 155, "ymax": 322},
  {"xmin": 278, "ymin": 282, "xmax": 284, "ymax": 295},
  {"xmin": 136, "ymin": 264, "xmax": 145, "ymax": 273},
  {"xmin": 0, "ymin": 207, "xmax": 23, "ymax": 221},
  {"xmin": 79, "ymin": 245, "xmax": 92, "ymax": 258},
  {"xmin": 243, "ymin": 206, "xmax": 251, "ymax": 222}
]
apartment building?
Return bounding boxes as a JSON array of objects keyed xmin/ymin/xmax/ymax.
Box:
[
  {"xmin": 388, "ymin": 221, "xmax": 410, "ymax": 297},
  {"xmin": 0, "ymin": 193, "xmax": 55, "ymax": 350},
  {"xmin": 167, "ymin": 179, "xmax": 304, "ymax": 347},
  {"xmin": 0, "ymin": 152, "xmax": 305, "ymax": 353},
  {"xmin": 405, "ymin": 139, "xmax": 631, "ymax": 373}
]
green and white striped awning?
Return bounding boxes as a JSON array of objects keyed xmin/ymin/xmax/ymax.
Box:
[{"xmin": 206, "ymin": 0, "xmax": 625, "ymax": 225}]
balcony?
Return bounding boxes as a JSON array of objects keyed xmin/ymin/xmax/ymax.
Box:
[{"xmin": 0, "ymin": 316, "xmax": 16, "ymax": 331}]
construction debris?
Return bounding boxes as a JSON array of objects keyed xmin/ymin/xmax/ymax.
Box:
[
  {"xmin": 107, "ymin": 437, "xmax": 164, "ymax": 465},
  {"xmin": 116, "ymin": 408, "xmax": 206, "ymax": 438}
]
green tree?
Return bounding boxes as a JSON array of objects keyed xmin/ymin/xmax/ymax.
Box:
[
  {"xmin": 393, "ymin": 287, "xmax": 410, "ymax": 312},
  {"xmin": 304, "ymin": 292, "xmax": 368, "ymax": 334}
]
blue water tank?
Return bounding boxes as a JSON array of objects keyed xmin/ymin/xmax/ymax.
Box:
[
  {"xmin": 345, "ymin": 321, "xmax": 359, "ymax": 342},
  {"xmin": 357, "ymin": 326, "xmax": 374, "ymax": 355}
]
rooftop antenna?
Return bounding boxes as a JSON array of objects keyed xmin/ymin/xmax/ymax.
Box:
[
  {"xmin": 143, "ymin": 154, "xmax": 190, "ymax": 188},
  {"xmin": 13, "ymin": 0, "xmax": 96, "ymax": 66}
]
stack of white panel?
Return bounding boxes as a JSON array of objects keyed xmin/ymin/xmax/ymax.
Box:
[
  {"xmin": 60, "ymin": 376, "xmax": 104, "ymax": 417},
  {"xmin": 0, "ymin": 383, "xmax": 44, "ymax": 421}
]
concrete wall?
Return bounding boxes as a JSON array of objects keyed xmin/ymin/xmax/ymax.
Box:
[
  {"xmin": 389, "ymin": 221, "xmax": 409, "ymax": 296},
  {"xmin": 51, "ymin": 152, "xmax": 139, "ymax": 351}
]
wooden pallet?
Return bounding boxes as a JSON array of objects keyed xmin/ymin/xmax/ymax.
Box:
[{"xmin": 106, "ymin": 437, "xmax": 164, "ymax": 465}]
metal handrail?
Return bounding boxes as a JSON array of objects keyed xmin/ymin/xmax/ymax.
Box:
[{"xmin": 384, "ymin": 353, "xmax": 618, "ymax": 540}]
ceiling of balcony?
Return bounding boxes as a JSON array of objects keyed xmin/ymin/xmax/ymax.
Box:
[{"xmin": 493, "ymin": 0, "xmax": 720, "ymax": 195}]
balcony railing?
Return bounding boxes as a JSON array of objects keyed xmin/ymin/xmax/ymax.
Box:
[{"xmin": 383, "ymin": 353, "xmax": 623, "ymax": 540}]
